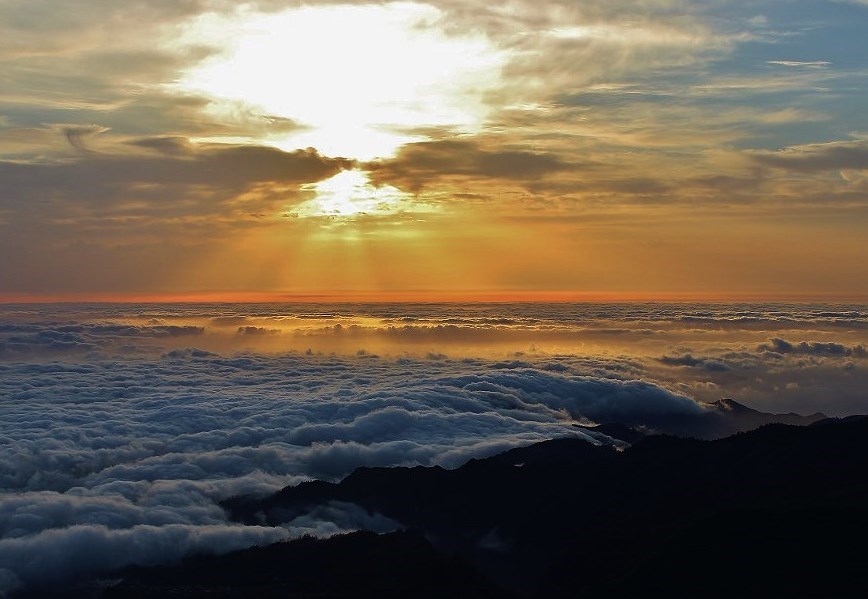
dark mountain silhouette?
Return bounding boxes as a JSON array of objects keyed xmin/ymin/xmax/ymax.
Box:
[
  {"xmin": 634, "ymin": 397, "xmax": 828, "ymax": 439},
  {"xmin": 576, "ymin": 398, "xmax": 827, "ymax": 442},
  {"xmin": 101, "ymin": 529, "xmax": 508, "ymax": 599},
  {"xmin": 810, "ymin": 413, "xmax": 868, "ymax": 427},
  {"xmin": 95, "ymin": 415, "xmax": 868, "ymax": 599},
  {"xmin": 710, "ymin": 396, "xmax": 826, "ymax": 426}
]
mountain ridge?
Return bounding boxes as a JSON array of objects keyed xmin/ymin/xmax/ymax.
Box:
[{"xmin": 89, "ymin": 415, "xmax": 868, "ymax": 599}]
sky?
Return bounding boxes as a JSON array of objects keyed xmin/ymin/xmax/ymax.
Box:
[{"xmin": 1, "ymin": 0, "xmax": 868, "ymax": 300}]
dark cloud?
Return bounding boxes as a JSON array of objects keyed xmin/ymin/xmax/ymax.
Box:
[
  {"xmin": 758, "ymin": 337, "xmax": 866, "ymax": 357},
  {"xmin": 1, "ymin": 143, "xmax": 349, "ymax": 201},
  {"xmin": 237, "ymin": 326, "xmax": 280, "ymax": 336},
  {"xmin": 367, "ymin": 139, "xmax": 574, "ymax": 192},
  {"xmin": 165, "ymin": 348, "xmax": 218, "ymax": 359},
  {"xmin": 210, "ymin": 316, "xmax": 250, "ymax": 326},
  {"xmin": 659, "ymin": 353, "xmax": 732, "ymax": 371},
  {"xmin": 752, "ymin": 140, "xmax": 868, "ymax": 172},
  {"xmin": 59, "ymin": 124, "xmax": 110, "ymax": 151},
  {"xmin": 130, "ymin": 136, "xmax": 196, "ymax": 155},
  {"xmin": 647, "ymin": 330, "xmax": 868, "ymax": 417},
  {"xmin": 0, "ymin": 143, "xmax": 350, "ymax": 264},
  {"xmin": 0, "ymin": 323, "xmax": 204, "ymax": 359}
]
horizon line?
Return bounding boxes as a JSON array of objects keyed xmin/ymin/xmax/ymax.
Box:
[{"xmin": 2, "ymin": 290, "xmax": 867, "ymax": 304}]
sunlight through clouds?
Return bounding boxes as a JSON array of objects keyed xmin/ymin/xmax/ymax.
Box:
[
  {"xmin": 175, "ymin": 2, "xmax": 509, "ymax": 160},
  {"xmin": 1, "ymin": 0, "xmax": 868, "ymax": 299},
  {"xmin": 293, "ymin": 169, "xmax": 434, "ymax": 219}
]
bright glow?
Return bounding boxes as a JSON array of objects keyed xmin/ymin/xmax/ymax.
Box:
[
  {"xmin": 293, "ymin": 169, "xmax": 425, "ymax": 219},
  {"xmin": 547, "ymin": 24, "xmax": 703, "ymax": 45},
  {"xmin": 176, "ymin": 3, "xmax": 507, "ymax": 160}
]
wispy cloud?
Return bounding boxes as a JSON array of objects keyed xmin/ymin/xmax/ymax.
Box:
[
  {"xmin": 767, "ymin": 60, "xmax": 831, "ymax": 68},
  {"xmin": 750, "ymin": 139, "xmax": 868, "ymax": 172}
]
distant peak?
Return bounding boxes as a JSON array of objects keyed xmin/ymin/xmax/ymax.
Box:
[{"xmin": 710, "ymin": 398, "xmax": 759, "ymax": 414}]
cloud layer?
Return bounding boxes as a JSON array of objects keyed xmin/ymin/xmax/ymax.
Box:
[
  {"xmin": 1, "ymin": 302, "xmax": 866, "ymax": 593},
  {"xmin": 0, "ymin": 347, "xmax": 662, "ymax": 593}
]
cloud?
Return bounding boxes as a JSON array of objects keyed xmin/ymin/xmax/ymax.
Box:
[
  {"xmin": 1, "ymin": 348, "xmax": 652, "ymax": 590},
  {"xmin": 646, "ymin": 328, "xmax": 868, "ymax": 416},
  {"xmin": 279, "ymin": 501, "xmax": 401, "ymax": 537},
  {"xmin": 758, "ymin": 337, "xmax": 866, "ymax": 357},
  {"xmin": 0, "ymin": 523, "xmax": 292, "ymax": 595},
  {"xmin": 659, "ymin": 354, "xmax": 732, "ymax": 372},
  {"xmin": 751, "ymin": 140, "xmax": 868, "ymax": 172},
  {"xmin": 367, "ymin": 138, "xmax": 573, "ymax": 192},
  {"xmin": 2, "ymin": 0, "xmax": 867, "ymax": 300},
  {"xmin": 1, "ymin": 143, "xmax": 349, "ymax": 199},
  {"xmin": 1, "ymin": 302, "xmax": 866, "ymax": 592},
  {"xmin": 0, "ymin": 323, "xmax": 204, "ymax": 359},
  {"xmin": 130, "ymin": 135, "xmax": 196, "ymax": 155},
  {"xmin": 0, "ymin": 142, "xmax": 351, "ymax": 292},
  {"xmin": 428, "ymin": 0, "xmax": 723, "ymax": 90},
  {"xmin": 58, "ymin": 124, "xmax": 111, "ymax": 151},
  {"xmin": 766, "ymin": 60, "xmax": 831, "ymax": 68},
  {"xmin": 0, "ymin": 0, "xmax": 302, "ymax": 163},
  {"xmin": 237, "ymin": 326, "xmax": 280, "ymax": 336},
  {"xmin": 0, "ymin": 142, "xmax": 350, "ymax": 219}
]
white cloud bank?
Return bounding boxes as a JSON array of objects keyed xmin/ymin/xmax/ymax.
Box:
[
  {"xmin": 0, "ymin": 347, "xmax": 696, "ymax": 593},
  {"xmin": 0, "ymin": 302, "xmax": 865, "ymax": 594}
]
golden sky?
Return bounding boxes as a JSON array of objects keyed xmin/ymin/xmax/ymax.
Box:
[{"xmin": 1, "ymin": 0, "xmax": 867, "ymax": 300}]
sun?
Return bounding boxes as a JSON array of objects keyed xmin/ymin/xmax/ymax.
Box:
[
  {"xmin": 174, "ymin": 2, "xmax": 508, "ymax": 161},
  {"xmin": 292, "ymin": 169, "xmax": 431, "ymax": 220}
]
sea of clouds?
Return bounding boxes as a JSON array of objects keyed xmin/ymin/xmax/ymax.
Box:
[{"xmin": 0, "ymin": 303, "xmax": 865, "ymax": 594}]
